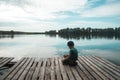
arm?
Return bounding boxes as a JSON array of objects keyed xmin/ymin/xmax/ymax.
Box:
[
  {"xmin": 63, "ymin": 54, "xmax": 71, "ymax": 60},
  {"xmin": 63, "ymin": 49, "xmax": 72, "ymax": 60},
  {"xmin": 65, "ymin": 55, "xmax": 70, "ymax": 59}
]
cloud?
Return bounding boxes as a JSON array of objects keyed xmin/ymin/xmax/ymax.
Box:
[
  {"xmin": 0, "ymin": 21, "xmax": 59, "ymax": 32},
  {"xmin": 81, "ymin": 1, "xmax": 120, "ymax": 17},
  {"xmin": 0, "ymin": 0, "xmax": 120, "ymax": 31},
  {"xmin": 0, "ymin": 4, "xmax": 34, "ymax": 22},
  {"xmin": 1, "ymin": 20, "xmax": 119, "ymax": 32},
  {"xmin": 0, "ymin": 0, "xmax": 87, "ymax": 22},
  {"xmin": 106, "ymin": 0, "xmax": 119, "ymax": 3},
  {"xmin": 62, "ymin": 21, "xmax": 120, "ymax": 28},
  {"xmin": 0, "ymin": 0, "xmax": 30, "ymax": 6}
]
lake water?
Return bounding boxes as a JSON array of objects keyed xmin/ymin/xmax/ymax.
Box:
[{"xmin": 0, "ymin": 34, "xmax": 120, "ymax": 66}]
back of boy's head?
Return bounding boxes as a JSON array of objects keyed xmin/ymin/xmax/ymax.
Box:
[{"xmin": 67, "ymin": 41, "xmax": 74, "ymax": 46}]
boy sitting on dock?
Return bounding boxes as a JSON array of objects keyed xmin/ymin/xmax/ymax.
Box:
[{"xmin": 62, "ymin": 41, "xmax": 78, "ymax": 66}]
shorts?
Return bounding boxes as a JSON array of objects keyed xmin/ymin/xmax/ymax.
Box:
[{"xmin": 62, "ymin": 59, "xmax": 77, "ymax": 66}]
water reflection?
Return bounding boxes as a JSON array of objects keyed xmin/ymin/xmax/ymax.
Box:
[
  {"xmin": 45, "ymin": 34, "xmax": 57, "ymax": 38},
  {"xmin": 0, "ymin": 34, "xmax": 120, "ymax": 65},
  {"xmin": 58, "ymin": 34, "xmax": 120, "ymax": 40},
  {"xmin": 0, "ymin": 34, "xmax": 14, "ymax": 39},
  {"xmin": 0, "ymin": 34, "xmax": 120, "ymax": 40}
]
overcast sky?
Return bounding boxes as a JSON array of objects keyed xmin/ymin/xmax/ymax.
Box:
[{"xmin": 0, "ymin": 0, "xmax": 120, "ymax": 32}]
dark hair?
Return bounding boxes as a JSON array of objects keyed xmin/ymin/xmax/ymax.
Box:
[{"xmin": 67, "ymin": 41, "xmax": 74, "ymax": 46}]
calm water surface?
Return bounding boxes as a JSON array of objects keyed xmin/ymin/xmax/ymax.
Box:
[{"xmin": 0, "ymin": 34, "xmax": 120, "ymax": 66}]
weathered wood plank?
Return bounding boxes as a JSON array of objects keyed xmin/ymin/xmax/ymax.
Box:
[
  {"xmin": 89, "ymin": 56, "xmax": 120, "ymax": 79},
  {"xmin": 0, "ymin": 57, "xmax": 14, "ymax": 67},
  {"xmin": 1, "ymin": 58, "xmax": 25, "ymax": 80},
  {"xmin": 75, "ymin": 61, "xmax": 89, "ymax": 80},
  {"xmin": 81, "ymin": 56, "xmax": 106, "ymax": 80},
  {"xmin": 1, "ymin": 56, "xmax": 120, "ymax": 80},
  {"xmin": 55, "ymin": 57, "xmax": 62, "ymax": 80},
  {"xmin": 77, "ymin": 58, "xmax": 94, "ymax": 80},
  {"xmin": 0, "ymin": 58, "xmax": 8, "ymax": 64},
  {"xmin": 70, "ymin": 66, "xmax": 82, "ymax": 80},
  {"xmin": 64, "ymin": 64, "xmax": 75, "ymax": 80},
  {"xmin": 82, "ymin": 56, "xmax": 113, "ymax": 80},
  {"xmin": 0, "ymin": 57, "xmax": 3, "ymax": 61},
  {"xmin": 79, "ymin": 56, "xmax": 102, "ymax": 80},
  {"xmin": 85, "ymin": 56, "xmax": 116, "ymax": 80},
  {"xmin": 4, "ymin": 58, "xmax": 28, "ymax": 80},
  {"xmin": 32, "ymin": 59, "xmax": 43, "ymax": 80},
  {"xmin": 45, "ymin": 58, "xmax": 51, "ymax": 80},
  {"xmin": 92, "ymin": 56, "xmax": 120, "ymax": 77},
  {"xmin": 25, "ymin": 61, "xmax": 37, "ymax": 80},
  {"xmin": 50, "ymin": 58, "xmax": 55, "ymax": 80},
  {"xmin": 18, "ymin": 58, "xmax": 35, "ymax": 80},
  {"xmin": 93, "ymin": 56, "xmax": 120, "ymax": 73},
  {"xmin": 59, "ymin": 57, "xmax": 69, "ymax": 80},
  {"xmin": 118, "ymin": 66, "xmax": 120, "ymax": 70},
  {"xmin": 11, "ymin": 58, "xmax": 32, "ymax": 80},
  {"xmin": 0, "ymin": 57, "xmax": 6, "ymax": 64},
  {"xmin": 38, "ymin": 58, "xmax": 47, "ymax": 80}
]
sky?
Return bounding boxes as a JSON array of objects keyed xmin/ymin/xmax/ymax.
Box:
[{"xmin": 0, "ymin": 0, "xmax": 120, "ymax": 32}]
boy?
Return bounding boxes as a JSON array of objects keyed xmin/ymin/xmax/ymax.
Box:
[{"xmin": 62, "ymin": 41, "xmax": 78, "ymax": 66}]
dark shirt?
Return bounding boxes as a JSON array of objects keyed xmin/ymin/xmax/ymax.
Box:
[{"xmin": 69, "ymin": 48, "xmax": 78, "ymax": 61}]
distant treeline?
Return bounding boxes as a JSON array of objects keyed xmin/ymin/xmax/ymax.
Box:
[
  {"xmin": 45, "ymin": 27, "xmax": 120, "ymax": 35},
  {"xmin": 0, "ymin": 27, "xmax": 120, "ymax": 40},
  {"xmin": 45, "ymin": 27, "xmax": 120, "ymax": 40},
  {"xmin": 1, "ymin": 27, "xmax": 120, "ymax": 35}
]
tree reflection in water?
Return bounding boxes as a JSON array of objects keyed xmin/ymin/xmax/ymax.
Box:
[
  {"xmin": 0, "ymin": 34, "xmax": 14, "ymax": 39},
  {"xmin": 0, "ymin": 34, "xmax": 120, "ymax": 40}
]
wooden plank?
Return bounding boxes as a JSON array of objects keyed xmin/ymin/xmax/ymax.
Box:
[
  {"xmin": 77, "ymin": 58, "xmax": 95, "ymax": 80},
  {"xmin": 38, "ymin": 58, "xmax": 47, "ymax": 80},
  {"xmin": 25, "ymin": 61, "xmax": 37, "ymax": 80},
  {"xmin": 93, "ymin": 56, "xmax": 120, "ymax": 72},
  {"xmin": 0, "ymin": 57, "xmax": 3, "ymax": 61},
  {"xmin": 64, "ymin": 64, "xmax": 75, "ymax": 80},
  {"xmin": 58, "ymin": 57, "xmax": 69, "ymax": 80},
  {"xmin": 1, "ymin": 58, "xmax": 25, "ymax": 80},
  {"xmin": 50, "ymin": 58, "xmax": 55, "ymax": 80},
  {"xmin": 75, "ymin": 61, "xmax": 89, "ymax": 80},
  {"xmin": 89, "ymin": 56, "xmax": 120, "ymax": 79},
  {"xmin": 45, "ymin": 58, "xmax": 51, "ymax": 80},
  {"xmin": 92, "ymin": 56, "xmax": 120, "ymax": 77},
  {"xmin": 1, "ymin": 56, "xmax": 120, "ymax": 80},
  {"xmin": 70, "ymin": 66, "xmax": 82, "ymax": 80},
  {"xmin": 78, "ymin": 56, "xmax": 102, "ymax": 80},
  {"xmin": 55, "ymin": 57, "xmax": 62, "ymax": 80},
  {"xmin": 80, "ymin": 56, "xmax": 106, "ymax": 80},
  {"xmin": 18, "ymin": 58, "xmax": 35, "ymax": 80},
  {"xmin": 83, "ymin": 56, "xmax": 114, "ymax": 80},
  {"xmin": 0, "ymin": 57, "xmax": 6, "ymax": 63},
  {"xmin": 32, "ymin": 59, "xmax": 43, "ymax": 80},
  {"xmin": 118, "ymin": 66, "xmax": 120, "ymax": 70},
  {"xmin": 0, "ymin": 58, "xmax": 7, "ymax": 64},
  {"xmin": 4, "ymin": 58, "xmax": 28, "ymax": 80},
  {"xmin": 86, "ymin": 56, "xmax": 116, "ymax": 80},
  {"xmin": 0, "ymin": 57, "xmax": 13, "ymax": 66},
  {"xmin": 0, "ymin": 57, "xmax": 14, "ymax": 67},
  {"xmin": 11, "ymin": 58, "xmax": 32, "ymax": 80}
]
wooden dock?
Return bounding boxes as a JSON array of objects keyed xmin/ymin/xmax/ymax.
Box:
[
  {"xmin": 0, "ymin": 57, "xmax": 14, "ymax": 68},
  {"xmin": 0, "ymin": 56, "xmax": 120, "ymax": 80}
]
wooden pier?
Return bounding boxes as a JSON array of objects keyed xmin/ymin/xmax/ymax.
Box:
[
  {"xmin": 0, "ymin": 56, "xmax": 120, "ymax": 80},
  {"xmin": 0, "ymin": 57, "xmax": 14, "ymax": 68}
]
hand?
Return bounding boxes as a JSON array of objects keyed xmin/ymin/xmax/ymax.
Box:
[
  {"xmin": 63, "ymin": 54, "xmax": 69, "ymax": 58},
  {"xmin": 61, "ymin": 58, "xmax": 65, "ymax": 63}
]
